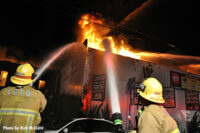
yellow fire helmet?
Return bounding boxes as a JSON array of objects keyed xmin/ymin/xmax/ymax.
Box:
[
  {"xmin": 137, "ymin": 77, "xmax": 165, "ymax": 103},
  {"xmin": 10, "ymin": 63, "xmax": 34, "ymax": 85}
]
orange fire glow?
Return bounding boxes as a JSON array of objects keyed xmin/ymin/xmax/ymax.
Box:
[
  {"xmin": 77, "ymin": 14, "xmax": 140, "ymax": 59},
  {"xmin": 67, "ymin": 84, "xmax": 83, "ymax": 95},
  {"xmin": 0, "ymin": 45, "xmax": 38, "ymax": 66}
]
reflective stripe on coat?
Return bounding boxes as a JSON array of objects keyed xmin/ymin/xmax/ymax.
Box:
[{"xmin": 0, "ymin": 85, "xmax": 47, "ymax": 133}]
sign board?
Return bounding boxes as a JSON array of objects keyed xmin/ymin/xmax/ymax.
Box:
[
  {"xmin": 92, "ymin": 74, "xmax": 105, "ymax": 101},
  {"xmin": 170, "ymin": 71, "xmax": 181, "ymax": 88},
  {"xmin": 181, "ymin": 75, "xmax": 200, "ymax": 91},
  {"xmin": 163, "ymin": 87, "xmax": 176, "ymax": 108},
  {"xmin": 185, "ymin": 90, "xmax": 200, "ymax": 110}
]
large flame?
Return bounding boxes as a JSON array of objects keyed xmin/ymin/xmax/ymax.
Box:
[
  {"xmin": 77, "ymin": 14, "xmax": 140, "ymax": 59},
  {"xmin": 76, "ymin": 13, "xmax": 200, "ymax": 75}
]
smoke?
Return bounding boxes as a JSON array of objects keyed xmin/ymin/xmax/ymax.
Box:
[
  {"xmin": 59, "ymin": 42, "xmax": 88, "ymax": 96},
  {"xmin": 0, "ymin": 45, "xmax": 37, "ymax": 65},
  {"xmin": 0, "ymin": 41, "xmax": 89, "ymax": 96},
  {"xmin": 0, "ymin": 45, "xmax": 19, "ymax": 63},
  {"xmin": 178, "ymin": 64, "xmax": 200, "ymax": 75},
  {"xmin": 136, "ymin": 51, "xmax": 200, "ymax": 75},
  {"xmin": 102, "ymin": 38, "xmax": 112, "ymax": 53}
]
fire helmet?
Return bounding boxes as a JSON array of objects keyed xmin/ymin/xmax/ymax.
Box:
[
  {"xmin": 10, "ymin": 63, "xmax": 35, "ymax": 85},
  {"xmin": 137, "ymin": 77, "xmax": 165, "ymax": 103}
]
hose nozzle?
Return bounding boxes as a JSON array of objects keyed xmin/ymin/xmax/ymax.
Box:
[{"xmin": 111, "ymin": 112, "xmax": 124, "ymax": 133}]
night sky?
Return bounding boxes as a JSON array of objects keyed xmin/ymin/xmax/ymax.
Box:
[{"xmin": 0, "ymin": 0, "xmax": 198, "ymax": 62}]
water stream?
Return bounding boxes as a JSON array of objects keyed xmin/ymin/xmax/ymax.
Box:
[
  {"xmin": 103, "ymin": 39, "xmax": 121, "ymax": 114},
  {"xmin": 33, "ymin": 42, "xmax": 76, "ymax": 83}
]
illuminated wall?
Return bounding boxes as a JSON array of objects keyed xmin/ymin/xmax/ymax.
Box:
[{"xmin": 87, "ymin": 48, "xmax": 200, "ymax": 132}]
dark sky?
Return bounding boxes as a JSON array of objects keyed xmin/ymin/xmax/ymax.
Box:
[{"xmin": 0, "ymin": 0, "xmax": 198, "ymax": 61}]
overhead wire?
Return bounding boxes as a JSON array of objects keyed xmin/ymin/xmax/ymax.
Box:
[
  {"xmin": 29, "ymin": 0, "xmax": 113, "ymax": 29},
  {"xmin": 29, "ymin": 0, "xmax": 175, "ymax": 49}
]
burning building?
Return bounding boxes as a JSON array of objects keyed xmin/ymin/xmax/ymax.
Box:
[
  {"xmin": 61, "ymin": 13, "xmax": 200, "ymax": 132},
  {"xmin": 1, "ymin": 4, "xmax": 199, "ymax": 131},
  {"xmin": 81, "ymin": 47, "xmax": 200, "ymax": 131}
]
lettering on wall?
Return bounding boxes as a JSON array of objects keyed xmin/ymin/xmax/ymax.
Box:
[
  {"xmin": 163, "ymin": 87, "xmax": 176, "ymax": 108},
  {"xmin": 185, "ymin": 90, "xmax": 199, "ymax": 110},
  {"xmin": 92, "ymin": 74, "xmax": 105, "ymax": 101}
]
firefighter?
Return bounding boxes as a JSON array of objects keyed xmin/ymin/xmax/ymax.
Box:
[
  {"xmin": 0, "ymin": 63, "xmax": 47, "ymax": 133},
  {"xmin": 137, "ymin": 77, "xmax": 180, "ymax": 133}
]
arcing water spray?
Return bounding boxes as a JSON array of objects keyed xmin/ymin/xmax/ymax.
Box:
[{"xmin": 33, "ymin": 42, "xmax": 76, "ymax": 83}]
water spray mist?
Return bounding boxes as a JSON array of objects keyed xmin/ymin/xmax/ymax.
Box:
[
  {"xmin": 103, "ymin": 39, "xmax": 121, "ymax": 114},
  {"xmin": 103, "ymin": 39, "xmax": 124, "ymax": 132}
]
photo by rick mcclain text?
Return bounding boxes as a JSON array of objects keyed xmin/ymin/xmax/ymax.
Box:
[{"xmin": 3, "ymin": 126, "xmax": 44, "ymax": 131}]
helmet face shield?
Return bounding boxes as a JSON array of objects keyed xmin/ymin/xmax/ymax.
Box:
[{"xmin": 135, "ymin": 82, "xmax": 146, "ymax": 91}]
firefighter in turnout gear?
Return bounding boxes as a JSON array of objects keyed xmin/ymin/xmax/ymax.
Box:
[
  {"xmin": 137, "ymin": 77, "xmax": 180, "ymax": 133},
  {"xmin": 0, "ymin": 63, "xmax": 47, "ymax": 133}
]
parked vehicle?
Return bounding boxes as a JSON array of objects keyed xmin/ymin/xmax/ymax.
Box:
[{"xmin": 44, "ymin": 118, "xmax": 115, "ymax": 133}]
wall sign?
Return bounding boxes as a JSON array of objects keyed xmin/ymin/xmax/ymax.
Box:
[
  {"xmin": 181, "ymin": 75, "xmax": 200, "ymax": 91},
  {"xmin": 185, "ymin": 90, "xmax": 200, "ymax": 110},
  {"xmin": 163, "ymin": 87, "xmax": 176, "ymax": 108},
  {"xmin": 170, "ymin": 71, "xmax": 181, "ymax": 88},
  {"xmin": 92, "ymin": 74, "xmax": 105, "ymax": 101}
]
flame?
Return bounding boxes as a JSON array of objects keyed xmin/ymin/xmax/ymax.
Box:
[
  {"xmin": 77, "ymin": 14, "xmax": 200, "ymax": 75},
  {"xmin": 77, "ymin": 14, "xmax": 140, "ymax": 59}
]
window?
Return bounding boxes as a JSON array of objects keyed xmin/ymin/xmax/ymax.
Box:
[
  {"xmin": 38, "ymin": 80, "xmax": 46, "ymax": 89},
  {"xmin": 0, "ymin": 70, "xmax": 8, "ymax": 87}
]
